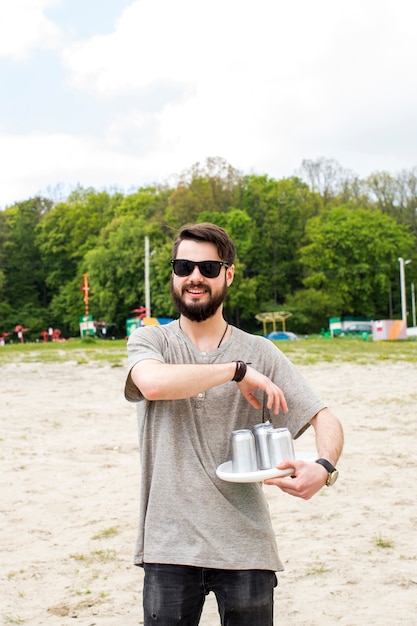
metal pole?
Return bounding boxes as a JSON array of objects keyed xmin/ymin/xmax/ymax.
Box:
[
  {"xmin": 388, "ymin": 284, "xmax": 393, "ymax": 319},
  {"xmin": 398, "ymin": 258, "xmax": 406, "ymax": 324},
  {"xmin": 398, "ymin": 257, "xmax": 412, "ymax": 326},
  {"xmin": 145, "ymin": 236, "xmax": 151, "ymax": 317},
  {"xmin": 412, "ymin": 282, "xmax": 416, "ymax": 328}
]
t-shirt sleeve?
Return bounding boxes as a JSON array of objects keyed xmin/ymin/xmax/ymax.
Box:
[{"xmin": 124, "ymin": 326, "xmax": 166, "ymax": 402}]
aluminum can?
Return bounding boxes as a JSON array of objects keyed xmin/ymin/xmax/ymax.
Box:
[
  {"xmin": 231, "ymin": 429, "xmax": 258, "ymax": 473},
  {"xmin": 253, "ymin": 421, "xmax": 275, "ymax": 469},
  {"xmin": 267, "ymin": 428, "xmax": 295, "ymax": 466}
]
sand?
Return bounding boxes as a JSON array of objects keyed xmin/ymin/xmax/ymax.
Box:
[{"xmin": 1, "ymin": 357, "xmax": 417, "ymax": 625}]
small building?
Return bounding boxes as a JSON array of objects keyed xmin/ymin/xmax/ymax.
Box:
[
  {"xmin": 372, "ymin": 320, "xmax": 407, "ymax": 341},
  {"xmin": 328, "ymin": 316, "xmax": 372, "ymax": 337}
]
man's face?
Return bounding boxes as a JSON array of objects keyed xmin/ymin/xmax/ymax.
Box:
[{"xmin": 170, "ymin": 239, "xmax": 234, "ymax": 322}]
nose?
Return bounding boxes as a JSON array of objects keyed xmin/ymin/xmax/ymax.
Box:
[{"xmin": 188, "ymin": 264, "xmax": 204, "ymax": 280}]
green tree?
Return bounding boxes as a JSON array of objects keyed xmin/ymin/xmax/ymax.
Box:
[
  {"xmin": 196, "ymin": 209, "xmax": 259, "ymax": 327},
  {"xmin": 0, "ymin": 210, "xmax": 13, "ymax": 334},
  {"xmin": 300, "ymin": 206, "xmax": 415, "ymax": 320},
  {"xmin": 37, "ymin": 189, "xmax": 122, "ymax": 333},
  {"xmin": 0, "ymin": 209, "xmax": 7, "ymax": 293},
  {"xmin": 85, "ymin": 216, "xmax": 171, "ymax": 333},
  {"xmin": 363, "ymin": 169, "xmax": 410, "ymax": 242},
  {"xmin": 1, "ymin": 197, "xmax": 52, "ymax": 338},
  {"xmin": 48, "ymin": 277, "xmax": 87, "ymax": 336},
  {"xmin": 146, "ymin": 238, "xmax": 178, "ymax": 320},
  {"xmin": 282, "ymin": 288, "xmax": 344, "ymax": 334},
  {"xmin": 365, "ymin": 168, "xmax": 417, "ymax": 238},
  {"xmin": 298, "ymin": 157, "xmax": 354, "ymax": 206},
  {"xmin": 37, "ymin": 189, "xmax": 120, "ymax": 291},
  {"xmin": 116, "ymin": 185, "xmax": 173, "ymax": 229},
  {"xmin": 242, "ymin": 175, "xmax": 320, "ymax": 308},
  {"xmin": 165, "ymin": 157, "xmax": 243, "ymax": 229}
]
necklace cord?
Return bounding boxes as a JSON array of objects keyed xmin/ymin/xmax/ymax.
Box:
[
  {"xmin": 178, "ymin": 319, "xmax": 229, "ymax": 349},
  {"xmin": 217, "ymin": 322, "xmax": 229, "ymax": 348}
]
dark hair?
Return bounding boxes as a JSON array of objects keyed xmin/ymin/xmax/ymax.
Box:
[{"xmin": 172, "ymin": 222, "xmax": 236, "ymax": 265}]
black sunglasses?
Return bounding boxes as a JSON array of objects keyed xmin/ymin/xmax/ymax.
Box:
[{"xmin": 171, "ymin": 259, "xmax": 229, "ymax": 278}]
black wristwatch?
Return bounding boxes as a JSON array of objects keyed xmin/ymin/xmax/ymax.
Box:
[{"xmin": 315, "ymin": 458, "xmax": 339, "ymax": 486}]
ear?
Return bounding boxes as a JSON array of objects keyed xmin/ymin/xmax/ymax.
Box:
[{"xmin": 226, "ymin": 264, "xmax": 235, "ymax": 287}]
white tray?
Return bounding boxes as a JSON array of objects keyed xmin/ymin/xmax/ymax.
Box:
[{"xmin": 216, "ymin": 452, "xmax": 316, "ymax": 483}]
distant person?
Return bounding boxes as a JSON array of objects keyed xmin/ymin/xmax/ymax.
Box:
[
  {"xmin": 52, "ymin": 328, "xmax": 61, "ymax": 341},
  {"xmin": 125, "ymin": 222, "xmax": 343, "ymax": 625}
]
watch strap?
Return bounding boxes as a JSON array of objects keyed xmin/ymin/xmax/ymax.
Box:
[{"xmin": 315, "ymin": 458, "xmax": 336, "ymax": 473}]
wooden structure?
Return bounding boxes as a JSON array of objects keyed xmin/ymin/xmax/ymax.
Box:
[{"xmin": 255, "ymin": 311, "xmax": 293, "ymax": 335}]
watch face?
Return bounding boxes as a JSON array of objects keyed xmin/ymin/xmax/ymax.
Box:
[{"xmin": 326, "ymin": 469, "xmax": 339, "ymax": 486}]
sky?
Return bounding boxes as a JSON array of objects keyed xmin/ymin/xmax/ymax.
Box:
[{"xmin": 1, "ymin": 0, "xmax": 417, "ymax": 209}]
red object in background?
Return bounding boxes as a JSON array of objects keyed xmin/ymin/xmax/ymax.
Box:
[
  {"xmin": 40, "ymin": 328, "xmax": 62, "ymax": 342},
  {"xmin": 131, "ymin": 306, "xmax": 148, "ymax": 319},
  {"xmin": 14, "ymin": 325, "xmax": 29, "ymax": 343},
  {"xmin": 80, "ymin": 273, "xmax": 90, "ymax": 316}
]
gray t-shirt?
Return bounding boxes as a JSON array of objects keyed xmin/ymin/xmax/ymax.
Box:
[{"xmin": 125, "ymin": 321, "xmax": 325, "ymax": 571}]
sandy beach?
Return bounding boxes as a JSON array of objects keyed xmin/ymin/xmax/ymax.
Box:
[{"xmin": 2, "ymin": 357, "xmax": 417, "ymax": 625}]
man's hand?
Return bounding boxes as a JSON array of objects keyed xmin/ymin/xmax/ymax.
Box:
[
  {"xmin": 265, "ymin": 407, "xmax": 343, "ymax": 499},
  {"xmin": 263, "ymin": 459, "xmax": 328, "ymax": 499},
  {"xmin": 237, "ymin": 365, "xmax": 288, "ymax": 415}
]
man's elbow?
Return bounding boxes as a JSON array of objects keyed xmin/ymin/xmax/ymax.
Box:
[
  {"xmin": 140, "ymin": 384, "xmax": 164, "ymax": 401},
  {"xmin": 130, "ymin": 361, "xmax": 164, "ymax": 400},
  {"xmin": 131, "ymin": 375, "xmax": 163, "ymax": 401}
]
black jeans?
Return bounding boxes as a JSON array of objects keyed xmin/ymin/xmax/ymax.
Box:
[{"xmin": 143, "ymin": 563, "xmax": 277, "ymax": 625}]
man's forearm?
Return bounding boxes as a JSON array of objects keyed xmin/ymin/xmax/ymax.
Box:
[
  {"xmin": 310, "ymin": 408, "xmax": 344, "ymax": 465},
  {"xmin": 131, "ymin": 360, "xmax": 236, "ymax": 401}
]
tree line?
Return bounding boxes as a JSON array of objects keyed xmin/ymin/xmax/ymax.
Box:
[{"xmin": 0, "ymin": 156, "xmax": 416, "ymax": 342}]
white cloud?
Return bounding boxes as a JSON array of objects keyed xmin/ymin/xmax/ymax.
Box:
[
  {"xmin": 61, "ymin": 0, "xmax": 417, "ymax": 99},
  {"xmin": 0, "ymin": 127, "xmax": 201, "ymax": 208},
  {"xmin": 62, "ymin": 0, "xmax": 323, "ymax": 95},
  {"xmin": 0, "ymin": 0, "xmax": 62, "ymax": 60},
  {"xmin": 60, "ymin": 0, "xmax": 417, "ymax": 160},
  {"xmin": 0, "ymin": 130, "xmax": 138, "ymax": 206},
  {"xmin": 2, "ymin": 0, "xmax": 417, "ymax": 208}
]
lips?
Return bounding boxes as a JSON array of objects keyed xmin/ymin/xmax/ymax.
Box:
[
  {"xmin": 187, "ymin": 288, "xmax": 206, "ymax": 294},
  {"xmin": 184, "ymin": 283, "xmax": 210, "ymax": 297}
]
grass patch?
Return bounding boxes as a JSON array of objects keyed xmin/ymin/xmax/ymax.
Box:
[
  {"xmin": 70, "ymin": 549, "xmax": 118, "ymax": 565},
  {"xmin": 0, "ymin": 338, "xmax": 127, "ymax": 366},
  {"xmin": 0, "ymin": 335, "xmax": 416, "ymax": 367},
  {"xmin": 374, "ymin": 535, "xmax": 395, "ymax": 549},
  {"xmin": 272, "ymin": 336, "xmax": 417, "ymax": 366},
  {"xmin": 305, "ymin": 563, "xmax": 330, "ymax": 576},
  {"xmin": 70, "ymin": 553, "xmax": 87, "ymax": 562},
  {"xmin": 92, "ymin": 527, "xmax": 119, "ymax": 540},
  {"xmin": 6, "ymin": 569, "xmax": 25, "ymax": 580},
  {"xmin": 91, "ymin": 549, "xmax": 118, "ymax": 562},
  {"xmin": 3, "ymin": 616, "xmax": 26, "ymax": 625}
]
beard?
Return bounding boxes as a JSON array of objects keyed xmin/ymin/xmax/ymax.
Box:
[{"xmin": 170, "ymin": 277, "xmax": 228, "ymax": 322}]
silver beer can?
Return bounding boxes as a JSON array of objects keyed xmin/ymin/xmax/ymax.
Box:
[
  {"xmin": 253, "ymin": 421, "xmax": 274, "ymax": 469},
  {"xmin": 231, "ymin": 429, "xmax": 258, "ymax": 473},
  {"xmin": 267, "ymin": 428, "xmax": 295, "ymax": 466}
]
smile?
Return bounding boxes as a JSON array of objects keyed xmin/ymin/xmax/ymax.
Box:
[{"xmin": 184, "ymin": 283, "xmax": 210, "ymax": 297}]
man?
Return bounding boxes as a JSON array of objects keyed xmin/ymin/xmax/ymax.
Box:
[{"xmin": 125, "ymin": 222, "xmax": 343, "ymax": 626}]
